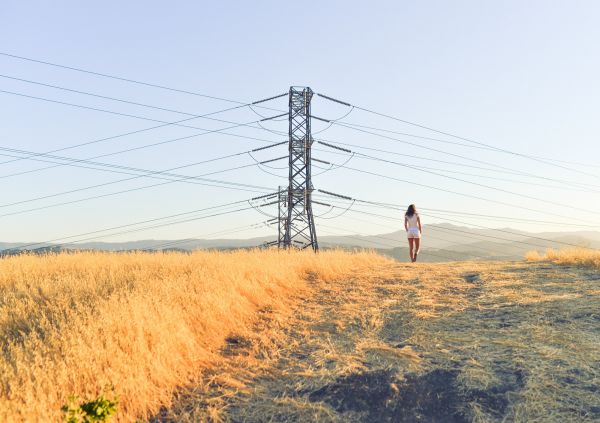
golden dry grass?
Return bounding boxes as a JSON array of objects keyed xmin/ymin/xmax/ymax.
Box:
[
  {"xmin": 526, "ymin": 247, "xmax": 600, "ymax": 269},
  {"xmin": 3, "ymin": 250, "xmax": 599, "ymax": 422},
  {"xmin": 159, "ymin": 260, "xmax": 600, "ymax": 422},
  {"xmin": 0, "ymin": 249, "xmax": 391, "ymax": 422}
]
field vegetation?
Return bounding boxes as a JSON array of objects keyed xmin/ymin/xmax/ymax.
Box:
[
  {"xmin": 526, "ymin": 247, "xmax": 600, "ymax": 269},
  {"xmin": 160, "ymin": 252, "xmax": 600, "ymax": 422},
  {"xmin": 2, "ymin": 248, "xmax": 599, "ymax": 422},
  {"xmin": 0, "ymin": 249, "xmax": 390, "ymax": 422}
]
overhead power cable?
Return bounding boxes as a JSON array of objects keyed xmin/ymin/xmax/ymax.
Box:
[
  {"xmin": 0, "ymin": 52, "xmax": 285, "ymax": 113},
  {"xmin": 4, "ymin": 51, "xmax": 592, "ymax": 173},
  {"xmin": 44, "ymin": 206, "xmax": 257, "ymax": 250},
  {"xmin": 0, "ymin": 117, "xmax": 284, "ymax": 181},
  {"xmin": 0, "ymin": 89, "xmax": 287, "ymax": 141},
  {"xmin": 348, "ymin": 150, "xmax": 600, "ymax": 216},
  {"xmin": 0, "ymin": 75, "xmax": 293, "ymax": 154},
  {"xmin": 343, "ymin": 196, "xmax": 599, "ymax": 251},
  {"xmin": 0, "ymin": 197, "xmax": 256, "ymax": 252},
  {"xmin": 0, "ymin": 103, "xmax": 253, "ymax": 168},
  {"xmin": 317, "ymin": 91, "xmax": 600, "ymax": 179},
  {"xmin": 0, "ymin": 170, "xmax": 274, "ymax": 220},
  {"xmin": 342, "ymin": 206, "xmax": 585, "ymax": 252},
  {"xmin": 0, "ymin": 146, "xmax": 248, "ymax": 183},
  {"xmin": 314, "ymin": 200, "xmax": 356, "ymax": 220},
  {"xmin": 327, "ymin": 210, "xmax": 508, "ymax": 258},
  {"xmin": 317, "ymin": 224, "xmax": 469, "ymax": 261},
  {"xmin": 416, "ymin": 207, "xmax": 600, "ymax": 229},
  {"xmin": 331, "ymin": 164, "xmax": 598, "ymax": 224},
  {"xmin": 316, "ymin": 139, "xmax": 600, "ymax": 193},
  {"xmin": 316, "ymin": 190, "xmax": 599, "ymax": 251},
  {"xmin": 335, "ymin": 121, "xmax": 600, "ymax": 170},
  {"xmin": 0, "ymin": 153, "xmax": 286, "ymax": 210},
  {"xmin": 333, "ymin": 120, "xmax": 600, "ymax": 173},
  {"xmin": 0, "ymin": 74, "xmax": 264, "ymax": 121},
  {"xmin": 147, "ymin": 221, "xmax": 270, "ymax": 251},
  {"xmin": 328, "ymin": 121, "xmax": 597, "ymax": 191},
  {"xmin": 0, "ymin": 141, "xmax": 287, "ymax": 182},
  {"xmin": 312, "ymin": 193, "xmax": 600, "ymax": 229}
]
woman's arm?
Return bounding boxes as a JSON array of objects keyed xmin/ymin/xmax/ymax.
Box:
[
  {"xmin": 404, "ymin": 216, "xmax": 408, "ymax": 232},
  {"xmin": 417, "ymin": 215, "xmax": 422, "ymax": 233}
]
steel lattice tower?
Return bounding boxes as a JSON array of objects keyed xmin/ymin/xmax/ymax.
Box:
[
  {"xmin": 281, "ymin": 86, "xmax": 318, "ymax": 251},
  {"xmin": 277, "ymin": 185, "xmax": 287, "ymax": 247}
]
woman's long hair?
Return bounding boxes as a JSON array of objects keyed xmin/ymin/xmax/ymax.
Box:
[{"xmin": 405, "ymin": 204, "xmax": 417, "ymax": 217}]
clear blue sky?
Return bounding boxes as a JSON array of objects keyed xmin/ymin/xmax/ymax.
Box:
[{"xmin": 1, "ymin": 1, "xmax": 600, "ymax": 243}]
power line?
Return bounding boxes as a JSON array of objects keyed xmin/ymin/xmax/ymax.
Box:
[
  {"xmin": 344, "ymin": 206, "xmax": 584, "ymax": 252},
  {"xmin": 348, "ymin": 151, "xmax": 600, "ymax": 217},
  {"xmin": 0, "ymin": 52, "xmax": 285, "ymax": 113},
  {"xmin": 315, "ymin": 189, "xmax": 599, "ymax": 251},
  {"xmin": 420, "ymin": 210, "xmax": 598, "ymax": 250},
  {"xmin": 324, "ymin": 210, "xmax": 507, "ymax": 257},
  {"xmin": 316, "ymin": 194, "xmax": 582, "ymax": 256},
  {"xmin": 334, "ymin": 164, "xmax": 598, "ymax": 223},
  {"xmin": 318, "ymin": 92, "xmax": 600, "ymax": 180},
  {"xmin": 1, "ymin": 74, "xmax": 260, "ymax": 119},
  {"xmin": 0, "ymin": 151, "xmax": 285, "ymax": 210},
  {"xmin": 3, "ymin": 140, "xmax": 584, "ymax": 245},
  {"xmin": 404, "ymin": 164, "xmax": 599, "ymax": 193},
  {"xmin": 147, "ymin": 221, "xmax": 270, "ymax": 251},
  {"xmin": 317, "ymin": 140, "xmax": 600, "ymax": 193},
  {"xmin": 416, "ymin": 207, "xmax": 600, "ymax": 229},
  {"xmin": 0, "ymin": 146, "xmax": 247, "ymax": 182},
  {"xmin": 312, "ymin": 193, "xmax": 600, "ymax": 229},
  {"xmin": 424, "ymin": 224, "xmax": 533, "ymax": 248},
  {"xmin": 4, "ymin": 51, "xmax": 589, "ymax": 174},
  {"xmin": 0, "ymin": 104, "xmax": 253, "ymax": 168},
  {"xmin": 7, "ymin": 84, "xmax": 595, "ymax": 225},
  {"xmin": 314, "ymin": 200, "xmax": 356, "ymax": 220},
  {"xmin": 347, "ymin": 197, "xmax": 598, "ymax": 251},
  {"xmin": 1, "ymin": 195, "xmax": 277, "ymax": 253},
  {"xmin": 0, "ymin": 173, "xmax": 273, "ymax": 219},
  {"xmin": 0, "ymin": 118, "xmax": 284, "ymax": 181},
  {"xmin": 317, "ymin": 224, "xmax": 471, "ymax": 261},
  {"xmin": 328, "ymin": 121, "xmax": 598, "ymax": 191},
  {"xmin": 0, "ymin": 77, "xmax": 291, "ymax": 147},
  {"xmin": 335, "ymin": 120, "xmax": 600, "ymax": 170},
  {"xmin": 316, "ymin": 138, "xmax": 600, "ymax": 192},
  {"xmin": 65, "ymin": 206, "xmax": 257, "ymax": 247},
  {"xmin": 315, "ymin": 146, "xmax": 600, "ymax": 208},
  {"xmin": 2, "ymin": 63, "xmax": 595, "ymax": 252},
  {"xmin": 0, "ymin": 89, "xmax": 287, "ymax": 142}
]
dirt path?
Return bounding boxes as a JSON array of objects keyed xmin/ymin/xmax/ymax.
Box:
[{"xmin": 152, "ymin": 261, "xmax": 600, "ymax": 422}]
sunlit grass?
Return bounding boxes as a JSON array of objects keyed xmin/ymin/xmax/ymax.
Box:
[
  {"xmin": 526, "ymin": 247, "xmax": 600, "ymax": 269},
  {"xmin": 0, "ymin": 249, "xmax": 391, "ymax": 422}
]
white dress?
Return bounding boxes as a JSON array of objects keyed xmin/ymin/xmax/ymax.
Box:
[{"xmin": 406, "ymin": 214, "xmax": 421, "ymax": 239}]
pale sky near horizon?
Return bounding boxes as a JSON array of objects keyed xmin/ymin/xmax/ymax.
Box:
[{"xmin": 1, "ymin": 1, "xmax": 600, "ymax": 244}]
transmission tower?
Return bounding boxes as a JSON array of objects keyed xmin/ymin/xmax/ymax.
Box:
[
  {"xmin": 281, "ymin": 86, "xmax": 318, "ymax": 251},
  {"xmin": 277, "ymin": 185, "xmax": 287, "ymax": 246}
]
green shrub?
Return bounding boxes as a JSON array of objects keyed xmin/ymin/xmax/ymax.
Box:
[{"xmin": 61, "ymin": 389, "xmax": 118, "ymax": 423}]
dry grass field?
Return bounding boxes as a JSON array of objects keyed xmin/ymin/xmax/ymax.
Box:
[
  {"xmin": 157, "ymin": 252, "xmax": 600, "ymax": 422},
  {"xmin": 0, "ymin": 250, "xmax": 390, "ymax": 422},
  {"xmin": 1, "ymin": 249, "xmax": 599, "ymax": 422},
  {"xmin": 526, "ymin": 247, "xmax": 600, "ymax": 270}
]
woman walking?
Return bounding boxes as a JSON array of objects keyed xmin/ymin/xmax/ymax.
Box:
[{"xmin": 404, "ymin": 204, "xmax": 422, "ymax": 262}]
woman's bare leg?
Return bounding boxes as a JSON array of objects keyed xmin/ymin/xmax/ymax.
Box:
[
  {"xmin": 408, "ymin": 238, "xmax": 415, "ymax": 262},
  {"xmin": 414, "ymin": 238, "xmax": 421, "ymax": 262}
]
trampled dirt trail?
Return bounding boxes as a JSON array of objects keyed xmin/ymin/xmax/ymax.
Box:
[{"xmin": 153, "ymin": 261, "xmax": 600, "ymax": 422}]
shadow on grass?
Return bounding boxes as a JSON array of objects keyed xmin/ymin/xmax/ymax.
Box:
[{"xmin": 309, "ymin": 367, "xmax": 524, "ymax": 422}]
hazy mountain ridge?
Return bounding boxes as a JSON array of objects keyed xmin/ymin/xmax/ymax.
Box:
[{"xmin": 2, "ymin": 223, "xmax": 599, "ymax": 261}]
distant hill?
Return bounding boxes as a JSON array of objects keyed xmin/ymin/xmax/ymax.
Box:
[{"xmin": 2, "ymin": 223, "xmax": 599, "ymax": 262}]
